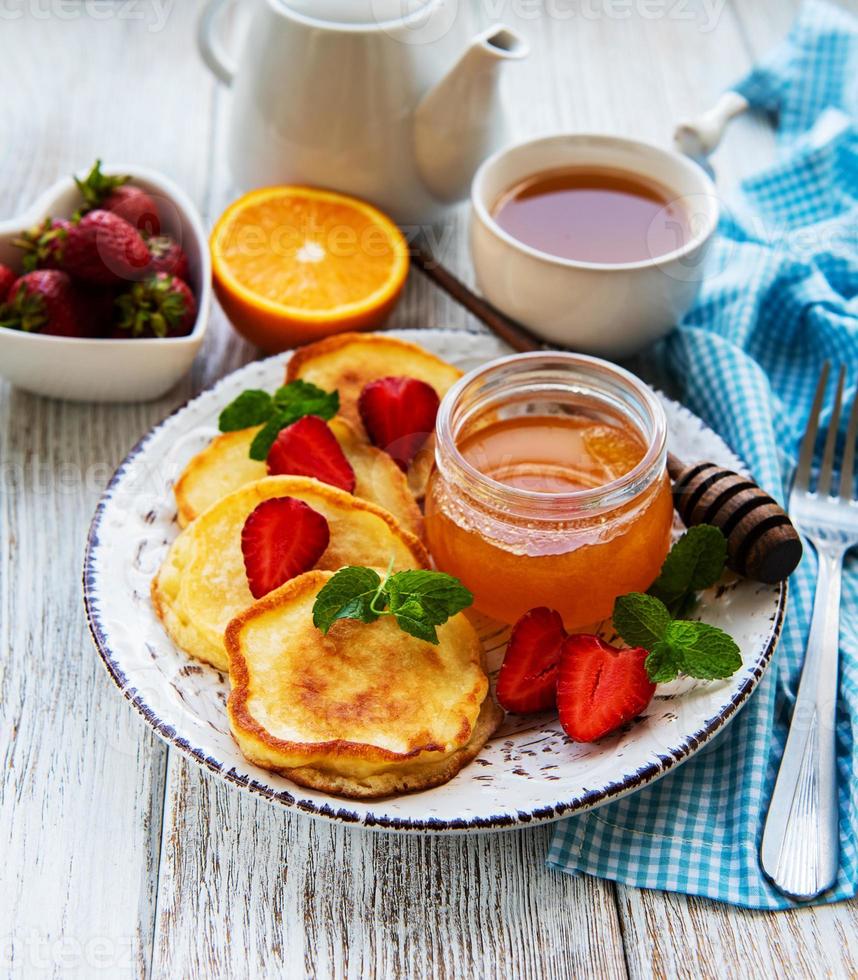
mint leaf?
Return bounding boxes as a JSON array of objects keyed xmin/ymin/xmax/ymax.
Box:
[
  {"xmin": 665, "ymin": 620, "xmax": 741, "ymax": 680},
  {"xmin": 313, "ymin": 567, "xmax": 384, "ymax": 634},
  {"xmin": 385, "ymin": 570, "xmax": 473, "ymax": 644},
  {"xmin": 385, "ymin": 569, "xmax": 473, "ymax": 625},
  {"xmin": 219, "ymin": 380, "xmax": 338, "ymax": 460},
  {"xmin": 273, "ymin": 380, "xmax": 339, "ymax": 424},
  {"xmin": 613, "ymin": 593, "xmax": 671, "ymax": 649},
  {"xmin": 393, "ymin": 610, "xmax": 440, "ymax": 644},
  {"xmin": 649, "ymin": 525, "xmax": 727, "ymax": 615},
  {"xmin": 311, "ymin": 566, "xmax": 472, "ymax": 645},
  {"xmin": 219, "ymin": 389, "xmax": 273, "ymax": 431},
  {"xmin": 248, "ymin": 415, "xmax": 286, "ymax": 461},
  {"xmin": 645, "ymin": 640, "xmax": 682, "ymax": 683}
]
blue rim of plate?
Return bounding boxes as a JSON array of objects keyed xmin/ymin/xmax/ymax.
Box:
[{"xmin": 82, "ymin": 328, "xmax": 787, "ymax": 833}]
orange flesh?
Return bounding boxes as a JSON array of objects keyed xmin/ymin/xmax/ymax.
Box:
[
  {"xmin": 214, "ymin": 194, "xmax": 402, "ymax": 311},
  {"xmin": 425, "ymin": 414, "xmax": 673, "ymax": 628}
]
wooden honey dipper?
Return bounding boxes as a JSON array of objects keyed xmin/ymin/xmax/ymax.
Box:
[{"xmin": 412, "ymin": 246, "xmax": 802, "ymax": 584}]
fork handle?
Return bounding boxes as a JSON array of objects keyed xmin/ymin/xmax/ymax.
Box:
[{"xmin": 760, "ymin": 548, "xmax": 843, "ymax": 900}]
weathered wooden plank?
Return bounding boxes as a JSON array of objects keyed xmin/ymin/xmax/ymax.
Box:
[
  {"xmin": 151, "ymin": 754, "xmax": 626, "ymax": 980},
  {"xmin": 0, "ymin": 6, "xmax": 215, "ymax": 977},
  {"xmin": 617, "ymin": 885, "xmax": 858, "ymax": 979}
]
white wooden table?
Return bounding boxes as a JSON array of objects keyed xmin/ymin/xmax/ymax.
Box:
[{"xmin": 2, "ymin": 2, "xmax": 857, "ymax": 976}]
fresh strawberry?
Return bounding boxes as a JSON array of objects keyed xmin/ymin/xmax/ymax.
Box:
[
  {"xmin": 14, "ymin": 218, "xmax": 73, "ymax": 272},
  {"xmin": 0, "ymin": 270, "xmax": 85, "ymax": 337},
  {"xmin": 67, "ymin": 210, "xmax": 151, "ymax": 283},
  {"xmin": 266, "ymin": 415, "xmax": 356, "ymax": 492},
  {"xmin": 100, "ymin": 185, "xmax": 160, "ymax": 237},
  {"xmin": 358, "ymin": 376, "xmax": 440, "ymax": 471},
  {"xmin": 0, "ymin": 263, "xmax": 16, "ymax": 302},
  {"xmin": 115, "ymin": 273, "xmax": 196, "ymax": 338},
  {"xmin": 74, "ymin": 159, "xmax": 160, "ymax": 236},
  {"xmin": 557, "ymin": 635, "xmax": 656, "ymax": 743},
  {"xmin": 17, "ymin": 210, "xmax": 150, "ymax": 284},
  {"xmin": 145, "ymin": 235, "xmax": 189, "ymax": 280},
  {"xmin": 241, "ymin": 496, "xmax": 330, "ymax": 599},
  {"xmin": 495, "ymin": 607, "xmax": 567, "ymax": 713}
]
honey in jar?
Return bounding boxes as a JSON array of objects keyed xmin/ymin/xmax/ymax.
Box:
[{"xmin": 425, "ymin": 353, "xmax": 674, "ymax": 628}]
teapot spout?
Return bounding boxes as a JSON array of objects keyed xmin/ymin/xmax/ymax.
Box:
[{"xmin": 414, "ymin": 25, "xmax": 528, "ymax": 206}]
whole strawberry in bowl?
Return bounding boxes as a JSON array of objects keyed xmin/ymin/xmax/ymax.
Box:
[{"xmin": 0, "ymin": 162, "xmax": 211, "ymax": 401}]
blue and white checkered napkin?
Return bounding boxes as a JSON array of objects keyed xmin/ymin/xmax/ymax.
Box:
[{"xmin": 548, "ymin": 0, "xmax": 858, "ymax": 909}]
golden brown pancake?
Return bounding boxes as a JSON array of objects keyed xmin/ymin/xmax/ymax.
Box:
[
  {"xmin": 226, "ymin": 570, "xmax": 502, "ymax": 798},
  {"xmin": 152, "ymin": 476, "xmax": 429, "ymax": 672},
  {"xmin": 173, "ymin": 416, "xmax": 422, "ymax": 538},
  {"xmin": 285, "ymin": 333, "xmax": 462, "ymax": 497}
]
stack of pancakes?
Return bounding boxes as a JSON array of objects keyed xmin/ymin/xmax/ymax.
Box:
[{"xmin": 152, "ymin": 334, "xmax": 501, "ymax": 799}]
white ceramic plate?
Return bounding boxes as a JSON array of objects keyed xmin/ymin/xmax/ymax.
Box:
[{"xmin": 83, "ymin": 329, "xmax": 785, "ymax": 833}]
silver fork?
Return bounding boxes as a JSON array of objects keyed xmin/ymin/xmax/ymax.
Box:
[{"xmin": 760, "ymin": 364, "xmax": 858, "ymax": 900}]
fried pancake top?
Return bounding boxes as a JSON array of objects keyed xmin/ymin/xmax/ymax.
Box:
[
  {"xmin": 173, "ymin": 417, "xmax": 422, "ymax": 537},
  {"xmin": 152, "ymin": 476, "xmax": 428, "ymax": 671},
  {"xmin": 226, "ymin": 570, "xmax": 489, "ymax": 769},
  {"xmin": 285, "ymin": 332, "xmax": 462, "ymax": 434}
]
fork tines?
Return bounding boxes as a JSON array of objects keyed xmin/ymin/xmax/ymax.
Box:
[{"xmin": 796, "ymin": 364, "xmax": 858, "ymax": 502}]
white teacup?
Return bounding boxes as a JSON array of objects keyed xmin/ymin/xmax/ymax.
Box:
[{"xmin": 469, "ymin": 133, "xmax": 719, "ymax": 357}]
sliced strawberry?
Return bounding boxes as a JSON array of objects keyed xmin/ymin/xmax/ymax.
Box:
[
  {"xmin": 358, "ymin": 375, "xmax": 440, "ymax": 471},
  {"xmin": 495, "ymin": 607, "xmax": 567, "ymax": 713},
  {"xmin": 266, "ymin": 415, "xmax": 356, "ymax": 492},
  {"xmin": 557, "ymin": 635, "xmax": 655, "ymax": 743},
  {"xmin": 241, "ymin": 497, "xmax": 330, "ymax": 599}
]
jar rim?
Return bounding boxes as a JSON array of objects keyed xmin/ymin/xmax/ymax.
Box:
[{"xmin": 435, "ymin": 351, "xmax": 668, "ymax": 515}]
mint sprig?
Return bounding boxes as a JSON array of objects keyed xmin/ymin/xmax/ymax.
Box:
[
  {"xmin": 647, "ymin": 524, "xmax": 728, "ymax": 617},
  {"xmin": 612, "ymin": 592, "xmax": 671, "ymax": 650},
  {"xmin": 313, "ymin": 565, "xmax": 473, "ymax": 644},
  {"xmin": 612, "ymin": 524, "xmax": 740, "ymax": 683},
  {"xmin": 218, "ymin": 380, "xmax": 339, "ymax": 460},
  {"xmin": 613, "ymin": 593, "xmax": 740, "ymax": 683}
]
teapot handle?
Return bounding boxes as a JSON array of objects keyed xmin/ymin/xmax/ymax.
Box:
[
  {"xmin": 674, "ymin": 92, "xmax": 749, "ymax": 160},
  {"xmin": 198, "ymin": 0, "xmax": 237, "ymax": 86}
]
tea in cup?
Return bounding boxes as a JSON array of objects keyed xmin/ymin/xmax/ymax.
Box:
[{"xmin": 469, "ymin": 134, "xmax": 719, "ymax": 356}]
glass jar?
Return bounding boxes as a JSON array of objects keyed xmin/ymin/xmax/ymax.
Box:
[{"xmin": 425, "ymin": 352, "xmax": 673, "ymax": 628}]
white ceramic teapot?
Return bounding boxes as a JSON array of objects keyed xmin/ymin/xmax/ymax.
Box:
[{"xmin": 198, "ymin": 0, "xmax": 528, "ymax": 226}]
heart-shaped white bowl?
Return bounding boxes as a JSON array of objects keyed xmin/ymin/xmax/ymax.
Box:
[{"xmin": 0, "ymin": 165, "xmax": 211, "ymax": 402}]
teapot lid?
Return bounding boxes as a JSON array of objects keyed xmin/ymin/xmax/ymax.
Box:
[{"xmin": 281, "ymin": 0, "xmax": 434, "ymax": 26}]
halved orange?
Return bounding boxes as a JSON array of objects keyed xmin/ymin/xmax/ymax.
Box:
[{"xmin": 211, "ymin": 186, "xmax": 409, "ymax": 352}]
